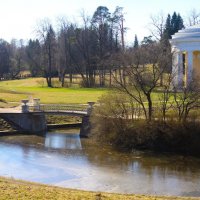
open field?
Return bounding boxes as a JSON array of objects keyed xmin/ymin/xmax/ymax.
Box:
[
  {"xmin": 0, "ymin": 177, "xmax": 199, "ymax": 200},
  {"xmin": 0, "ymin": 78, "xmax": 108, "ymax": 105},
  {"xmin": 0, "ymin": 78, "xmax": 169, "ymax": 106}
]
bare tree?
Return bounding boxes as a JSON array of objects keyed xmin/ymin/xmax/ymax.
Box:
[
  {"xmin": 73, "ymin": 12, "xmax": 98, "ymax": 87},
  {"xmin": 186, "ymin": 9, "xmax": 200, "ymax": 26},
  {"xmin": 9, "ymin": 39, "xmax": 26, "ymax": 79},
  {"xmin": 26, "ymin": 39, "xmax": 43, "ymax": 77},
  {"xmin": 148, "ymin": 11, "xmax": 166, "ymax": 41},
  {"xmin": 158, "ymin": 72, "xmax": 174, "ymax": 121},
  {"xmin": 57, "ymin": 17, "xmax": 76, "ymax": 87},
  {"xmin": 36, "ymin": 19, "xmax": 57, "ymax": 87},
  {"xmin": 0, "ymin": 39, "xmax": 10, "ymax": 80},
  {"xmin": 173, "ymin": 80, "xmax": 200, "ymax": 123},
  {"xmin": 113, "ymin": 43, "xmax": 170, "ymax": 121}
]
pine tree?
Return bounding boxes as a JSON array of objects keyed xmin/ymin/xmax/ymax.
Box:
[
  {"xmin": 133, "ymin": 34, "xmax": 139, "ymax": 48},
  {"xmin": 177, "ymin": 13, "xmax": 184, "ymax": 30},
  {"xmin": 171, "ymin": 12, "xmax": 178, "ymax": 33},
  {"xmin": 163, "ymin": 14, "xmax": 172, "ymax": 40},
  {"xmin": 162, "ymin": 12, "xmax": 184, "ymax": 40}
]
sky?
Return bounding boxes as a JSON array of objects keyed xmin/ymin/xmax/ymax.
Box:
[{"xmin": 0, "ymin": 0, "xmax": 199, "ymax": 45}]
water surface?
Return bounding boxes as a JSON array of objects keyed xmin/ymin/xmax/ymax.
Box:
[{"xmin": 0, "ymin": 129, "xmax": 200, "ymax": 197}]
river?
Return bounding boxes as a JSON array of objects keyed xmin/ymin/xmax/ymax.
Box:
[{"xmin": 0, "ymin": 128, "xmax": 200, "ymax": 197}]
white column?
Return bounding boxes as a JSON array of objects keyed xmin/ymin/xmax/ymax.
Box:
[
  {"xmin": 187, "ymin": 51, "xmax": 193, "ymax": 85},
  {"xmin": 172, "ymin": 51, "xmax": 183, "ymax": 88},
  {"xmin": 172, "ymin": 51, "xmax": 178, "ymax": 87},
  {"xmin": 177, "ymin": 51, "xmax": 183, "ymax": 87}
]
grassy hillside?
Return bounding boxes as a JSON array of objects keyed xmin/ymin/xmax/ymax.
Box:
[{"xmin": 0, "ymin": 78, "xmax": 108, "ymax": 104}]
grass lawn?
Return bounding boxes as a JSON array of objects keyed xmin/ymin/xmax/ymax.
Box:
[
  {"xmin": 0, "ymin": 78, "xmax": 108, "ymax": 105},
  {"xmin": 0, "ymin": 177, "xmax": 199, "ymax": 200}
]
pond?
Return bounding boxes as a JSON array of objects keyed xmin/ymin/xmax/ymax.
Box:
[{"xmin": 0, "ymin": 129, "xmax": 200, "ymax": 197}]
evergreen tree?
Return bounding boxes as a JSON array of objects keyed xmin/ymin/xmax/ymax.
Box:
[
  {"xmin": 171, "ymin": 12, "xmax": 184, "ymax": 34},
  {"xmin": 133, "ymin": 34, "xmax": 139, "ymax": 48},
  {"xmin": 163, "ymin": 14, "xmax": 172, "ymax": 40},
  {"xmin": 141, "ymin": 36, "xmax": 155, "ymax": 46},
  {"xmin": 162, "ymin": 12, "xmax": 184, "ymax": 40},
  {"xmin": 171, "ymin": 12, "xmax": 178, "ymax": 33},
  {"xmin": 177, "ymin": 13, "xmax": 184, "ymax": 30}
]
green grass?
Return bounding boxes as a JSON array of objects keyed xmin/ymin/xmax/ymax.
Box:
[
  {"xmin": 0, "ymin": 78, "xmax": 173, "ymax": 106},
  {"xmin": 0, "ymin": 78, "xmax": 108, "ymax": 104},
  {"xmin": 0, "ymin": 177, "xmax": 198, "ymax": 200}
]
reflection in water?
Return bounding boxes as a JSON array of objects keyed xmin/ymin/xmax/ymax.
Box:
[
  {"xmin": 45, "ymin": 133, "xmax": 82, "ymax": 150},
  {"xmin": 0, "ymin": 129, "xmax": 200, "ymax": 197}
]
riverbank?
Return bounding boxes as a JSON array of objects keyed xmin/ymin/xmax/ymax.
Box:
[
  {"xmin": 91, "ymin": 115, "xmax": 200, "ymax": 157},
  {"xmin": 0, "ymin": 177, "xmax": 199, "ymax": 200},
  {"xmin": 1, "ymin": 131, "xmax": 200, "ymax": 197}
]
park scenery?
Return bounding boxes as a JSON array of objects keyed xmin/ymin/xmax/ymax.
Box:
[{"xmin": 1, "ymin": 1, "xmax": 200, "ymax": 199}]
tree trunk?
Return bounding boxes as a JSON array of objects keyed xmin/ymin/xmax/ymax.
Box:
[
  {"xmin": 121, "ymin": 19, "xmax": 125, "ymax": 52},
  {"xmin": 48, "ymin": 44, "xmax": 52, "ymax": 87},
  {"xmin": 147, "ymin": 94, "xmax": 152, "ymax": 121},
  {"xmin": 69, "ymin": 72, "xmax": 72, "ymax": 85},
  {"xmin": 61, "ymin": 74, "xmax": 65, "ymax": 87},
  {"xmin": 109, "ymin": 69, "xmax": 112, "ymax": 87},
  {"xmin": 48, "ymin": 77, "xmax": 52, "ymax": 87},
  {"xmin": 160, "ymin": 73, "xmax": 163, "ymax": 86}
]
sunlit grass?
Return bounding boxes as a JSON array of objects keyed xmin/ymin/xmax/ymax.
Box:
[
  {"xmin": 0, "ymin": 177, "xmax": 198, "ymax": 200},
  {"xmin": 0, "ymin": 77, "xmax": 172, "ymax": 105},
  {"xmin": 0, "ymin": 78, "xmax": 108, "ymax": 104}
]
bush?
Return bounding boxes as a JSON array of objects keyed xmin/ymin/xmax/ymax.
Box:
[{"xmin": 91, "ymin": 92, "xmax": 200, "ymax": 156}]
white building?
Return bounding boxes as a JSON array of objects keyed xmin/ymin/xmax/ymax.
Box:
[{"xmin": 170, "ymin": 24, "xmax": 200, "ymax": 88}]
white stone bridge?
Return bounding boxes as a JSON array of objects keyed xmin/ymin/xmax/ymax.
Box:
[{"xmin": 0, "ymin": 100, "xmax": 95, "ymax": 137}]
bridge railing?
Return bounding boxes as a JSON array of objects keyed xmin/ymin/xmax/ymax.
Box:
[
  {"xmin": 21, "ymin": 98, "xmax": 95, "ymax": 115},
  {"xmin": 28, "ymin": 104, "xmax": 88, "ymax": 113}
]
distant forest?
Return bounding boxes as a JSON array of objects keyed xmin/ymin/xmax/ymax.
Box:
[{"xmin": 0, "ymin": 6, "xmax": 198, "ymax": 87}]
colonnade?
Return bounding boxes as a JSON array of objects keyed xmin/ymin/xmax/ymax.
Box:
[{"xmin": 173, "ymin": 50, "xmax": 200, "ymax": 88}]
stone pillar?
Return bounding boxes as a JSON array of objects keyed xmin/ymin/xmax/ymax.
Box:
[
  {"xmin": 33, "ymin": 98, "xmax": 40, "ymax": 111},
  {"xmin": 86, "ymin": 102, "xmax": 95, "ymax": 115},
  {"xmin": 187, "ymin": 51, "xmax": 193, "ymax": 85},
  {"xmin": 80, "ymin": 116, "xmax": 90, "ymax": 138},
  {"xmin": 80, "ymin": 102, "xmax": 95, "ymax": 138},
  {"xmin": 21, "ymin": 100, "xmax": 29, "ymax": 113}
]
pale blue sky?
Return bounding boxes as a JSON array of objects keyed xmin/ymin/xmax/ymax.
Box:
[{"xmin": 0, "ymin": 0, "xmax": 199, "ymax": 44}]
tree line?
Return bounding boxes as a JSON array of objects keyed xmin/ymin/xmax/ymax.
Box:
[{"xmin": 0, "ymin": 6, "xmax": 195, "ymax": 88}]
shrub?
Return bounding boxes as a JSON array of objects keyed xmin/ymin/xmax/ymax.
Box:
[{"xmin": 91, "ymin": 92, "xmax": 200, "ymax": 156}]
